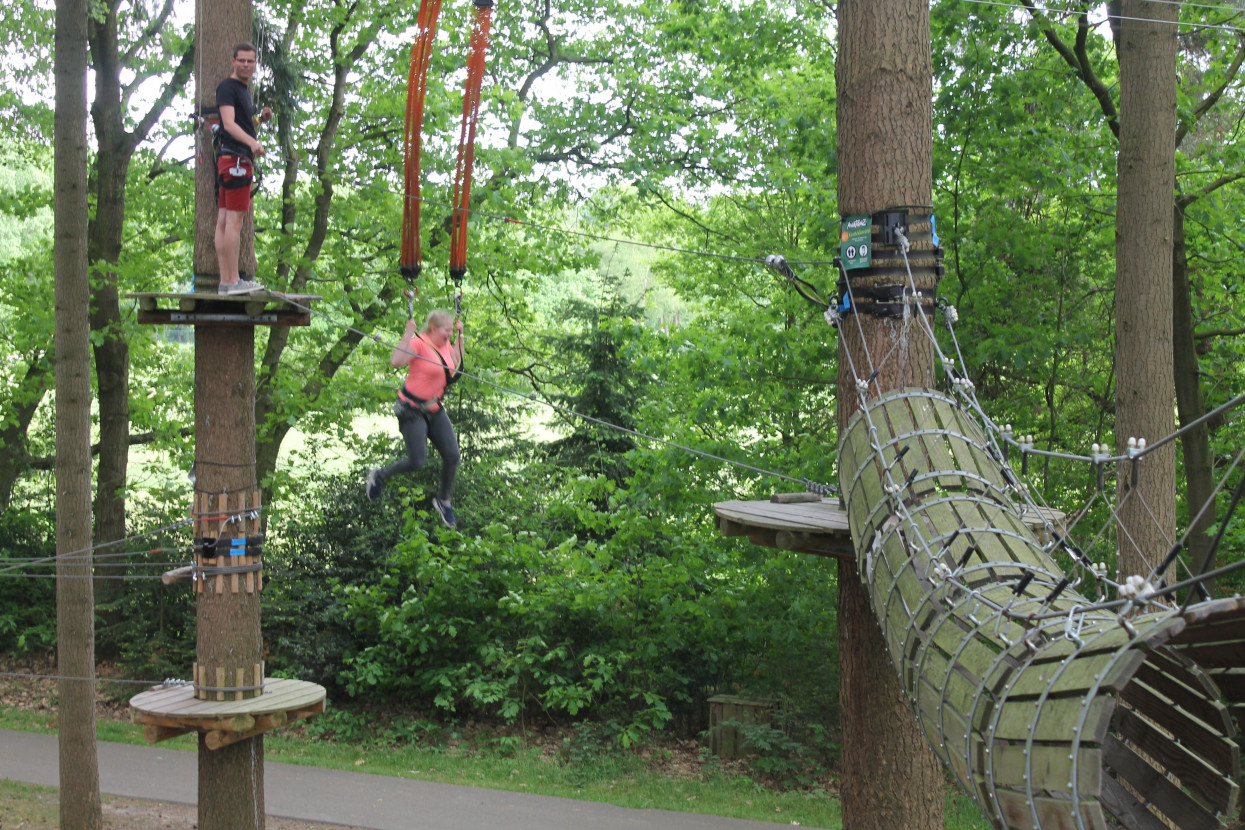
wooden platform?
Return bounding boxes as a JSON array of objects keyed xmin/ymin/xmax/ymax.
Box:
[
  {"xmin": 714, "ymin": 495, "xmax": 1064, "ymax": 560},
  {"xmin": 126, "ymin": 291, "xmax": 320, "ymax": 327},
  {"xmin": 130, "ymin": 677, "xmax": 326, "ymax": 750}
]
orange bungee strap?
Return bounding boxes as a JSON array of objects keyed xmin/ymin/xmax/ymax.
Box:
[{"xmin": 448, "ymin": 0, "xmax": 494, "ymax": 284}]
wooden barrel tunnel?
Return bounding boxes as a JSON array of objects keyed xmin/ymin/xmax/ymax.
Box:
[{"xmin": 838, "ymin": 388, "xmax": 1244, "ymax": 830}]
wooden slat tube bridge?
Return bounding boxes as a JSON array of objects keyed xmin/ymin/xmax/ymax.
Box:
[{"xmin": 721, "ymin": 388, "xmax": 1245, "ymax": 830}]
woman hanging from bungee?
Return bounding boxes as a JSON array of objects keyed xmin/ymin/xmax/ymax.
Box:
[{"xmin": 366, "ymin": 309, "xmax": 464, "ymax": 529}]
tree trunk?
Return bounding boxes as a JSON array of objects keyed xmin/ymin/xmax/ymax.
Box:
[
  {"xmin": 194, "ymin": 325, "xmax": 265, "ymax": 830},
  {"xmin": 55, "ymin": 0, "xmax": 103, "ymax": 824},
  {"xmin": 87, "ymin": 4, "xmax": 133, "ymax": 576},
  {"xmin": 1113, "ymin": 0, "xmax": 1178, "ymax": 580},
  {"xmin": 1172, "ymin": 203, "xmax": 1215, "ymax": 586},
  {"xmin": 195, "ymin": 2, "xmax": 265, "ymax": 827},
  {"xmin": 834, "ymin": 2, "xmax": 943, "ymax": 828}
]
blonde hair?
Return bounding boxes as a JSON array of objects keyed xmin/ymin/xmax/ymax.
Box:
[{"xmin": 424, "ymin": 309, "xmax": 453, "ymax": 332}]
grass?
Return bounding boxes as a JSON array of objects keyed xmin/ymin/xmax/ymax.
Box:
[
  {"xmin": 0, "ymin": 705, "xmax": 992, "ymax": 829},
  {"xmin": 0, "ymin": 778, "xmax": 59, "ymax": 825}
]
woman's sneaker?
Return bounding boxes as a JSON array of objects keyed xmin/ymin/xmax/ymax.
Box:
[
  {"xmin": 365, "ymin": 469, "xmax": 382, "ymax": 502},
  {"xmin": 432, "ymin": 498, "xmax": 456, "ymax": 529},
  {"xmin": 219, "ymin": 279, "xmax": 267, "ymax": 295}
]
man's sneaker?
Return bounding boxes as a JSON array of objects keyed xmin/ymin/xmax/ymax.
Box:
[
  {"xmin": 365, "ymin": 469, "xmax": 382, "ymax": 502},
  {"xmin": 432, "ymin": 498, "xmax": 456, "ymax": 529},
  {"xmin": 219, "ymin": 278, "xmax": 267, "ymax": 296}
]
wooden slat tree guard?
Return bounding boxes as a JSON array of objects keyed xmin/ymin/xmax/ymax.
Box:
[{"xmin": 821, "ymin": 388, "xmax": 1245, "ymax": 830}]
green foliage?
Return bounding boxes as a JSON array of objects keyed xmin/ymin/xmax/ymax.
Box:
[
  {"xmin": 559, "ymin": 720, "xmax": 638, "ymax": 786},
  {"xmin": 728, "ymin": 711, "xmax": 838, "ymax": 790},
  {"xmin": 93, "ymin": 496, "xmax": 198, "ymax": 684},
  {"xmin": 0, "ymin": 510, "xmax": 55, "ymax": 655}
]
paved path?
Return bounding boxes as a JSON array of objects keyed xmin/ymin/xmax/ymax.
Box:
[{"xmin": 0, "ymin": 730, "xmax": 789, "ymax": 830}]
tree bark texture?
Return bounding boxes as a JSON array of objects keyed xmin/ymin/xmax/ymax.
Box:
[
  {"xmin": 86, "ymin": 6, "xmax": 133, "ymax": 566},
  {"xmin": 834, "ymin": 2, "xmax": 943, "ymax": 828},
  {"xmin": 194, "ymin": 274, "xmax": 265, "ymax": 830},
  {"xmin": 55, "ymin": 0, "xmax": 103, "ymax": 824},
  {"xmin": 195, "ymin": 1, "xmax": 265, "ymax": 827},
  {"xmin": 1172, "ymin": 204, "xmax": 1215, "ymax": 585},
  {"xmin": 1113, "ymin": 0, "xmax": 1178, "ymax": 580}
]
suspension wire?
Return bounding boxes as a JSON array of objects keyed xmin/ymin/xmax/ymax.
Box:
[
  {"xmin": 283, "ymin": 169, "xmax": 802, "ymax": 271},
  {"xmin": 847, "ymin": 226, "xmax": 1245, "ymax": 616},
  {"xmin": 952, "ymin": 0, "xmax": 1245, "ymax": 35},
  {"xmin": 0, "ymin": 498, "xmax": 266, "ymax": 577},
  {"xmin": 0, "ymin": 670, "xmax": 176, "ymax": 687},
  {"xmin": 270, "ymin": 290, "xmax": 834, "ymax": 494},
  {"xmin": 0, "ymin": 518, "xmax": 197, "ymax": 576},
  {"xmin": 1183, "ymin": 456, "xmax": 1245, "ymax": 611},
  {"xmin": 0, "ymin": 573, "xmax": 169, "ymax": 581},
  {"xmin": 822, "ymin": 227, "xmax": 1190, "ymax": 621},
  {"xmin": 1131, "ymin": 389, "xmax": 1245, "ymax": 459}
]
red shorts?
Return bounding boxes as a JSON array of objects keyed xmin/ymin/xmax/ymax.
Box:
[{"xmin": 217, "ymin": 155, "xmax": 253, "ymax": 212}]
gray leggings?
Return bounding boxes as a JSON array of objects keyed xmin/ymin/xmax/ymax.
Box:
[{"xmin": 378, "ymin": 404, "xmax": 460, "ymax": 503}]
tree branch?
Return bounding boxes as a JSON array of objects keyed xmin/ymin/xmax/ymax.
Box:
[{"xmin": 1177, "ymin": 35, "xmax": 1245, "ymax": 149}]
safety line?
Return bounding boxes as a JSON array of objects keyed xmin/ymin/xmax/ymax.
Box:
[
  {"xmin": 0, "ymin": 670, "xmax": 174, "ymax": 687},
  {"xmin": 953, "ymin": 0, "xmax": 1245, "ymax": 34}
]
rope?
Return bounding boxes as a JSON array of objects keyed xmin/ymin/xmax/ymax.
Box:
[
  {"xmin": 448, "ymin": 0, "xmax": 495, "ymax": 283},
  {"xmin": 400, "ymin": 0, "xmax": 445, "ymax": 282}
]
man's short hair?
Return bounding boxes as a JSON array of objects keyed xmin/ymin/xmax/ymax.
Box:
[{"xmin": 234, "ymin": 42, "xmax": 257, "ymax": 58}]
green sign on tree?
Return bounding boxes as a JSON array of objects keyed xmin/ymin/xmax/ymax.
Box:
[{"xmin": 840, "ymin": 215, "xmax": 872, "ymax": 270}]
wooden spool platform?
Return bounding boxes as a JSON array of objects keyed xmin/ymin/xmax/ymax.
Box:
[
  {"xmin": 713, "ymin": 495, "xmax": 1063, "ymax": 560},
  {"xmin": 126, "ymin": 291, "xmax": 319, "ymax": 327},
  {"xmin": 130, "ymin": 677, "xmax": 326, "ymax": 751}
]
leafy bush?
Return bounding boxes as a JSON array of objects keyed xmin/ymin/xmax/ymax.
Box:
[
  {"xmin": 731, "ymin": 711, "xmax": 838, "ymax": 789},
  {"xmin": 0, "ymin": 509, "xmax": 56, "ymax": 655}
]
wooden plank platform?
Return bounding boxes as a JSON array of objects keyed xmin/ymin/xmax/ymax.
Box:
[
  {"xmin": 714, "ymin": 496, "xmax": 1064, "ymax": 560},
  {"xmin": 714, "ymin": 496, "xmax": 854, "ymax": 559},
  {"xmin": 126, "ymin": 291, "xmax": 320, "ymax": 327},
  {"xmin": 130, "ymin": 677, "xmax": 326, "ymax": 749}
]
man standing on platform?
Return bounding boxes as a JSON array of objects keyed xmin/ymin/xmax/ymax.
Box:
[{"xmin": 215, "ymin": 42, "xmax": 272, "ymax": 296}]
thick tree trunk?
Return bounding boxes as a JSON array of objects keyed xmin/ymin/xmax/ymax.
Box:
[
  {"xmin": 195, "ymin": 3, "xmax": 265, "ymax": 827},
  {"xmin": 1172, "ymin": 203, "xmax": 1215, "ymax": 585},
  {"xmin": 834, "ymin": 2, "xmax": 943, "ymax": 828},
  {"xmin": 55, "ymin": 0, "xmax": 103, "ymax": 824},
  {"xmin": 194, "ymin": 325, "xmax": 265, "ymax": 830},
  {"xmin": 1113, "ymin": 0, "xmax": 1178, "ymax": 579}
]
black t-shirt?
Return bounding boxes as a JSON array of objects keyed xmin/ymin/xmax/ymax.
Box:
[{"xmin": 216, "ymin": 77, "xmax": 257, "ymax": 159}]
